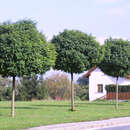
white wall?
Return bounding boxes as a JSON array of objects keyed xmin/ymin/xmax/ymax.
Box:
[{"xmin": 89, "ymin": 68, "xmax": 130, "ymax": 101}]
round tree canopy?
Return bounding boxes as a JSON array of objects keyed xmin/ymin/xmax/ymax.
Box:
[
  {"xmin": 0, "ymin": 20, "xmax": 56, "ymax": 77},
  {"xmin": 99, "ymin": 38, "xmax": 130, "ymax": 77},
  {"xmin": 51, "ymin": 30, "xmax": 103, "ymax": 74}
]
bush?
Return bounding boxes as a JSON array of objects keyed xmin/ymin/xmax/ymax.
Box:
[
  {"xmin": 45, "ymin": 73, "xmax": 71, "ymax": 100},
  {"xmin": 0, "ymin": 86, "xmax": 12, "ymax": 101},
  {"xmin": 0, "ymin": 74, "xmax": 89, "ymax": 101},
  {"xmin": 75, "ymin": 84, "xmax": 89, "ymax": 100},
  {"xmin": 74, "ymin": 96, "xmax": 81, "ymax": 101},
  {"xmin": 106, "ymin": 84, "xmax": 130, "ymax": 92},
  {"xmin": 15, "ymin": 75, "xmax": 48, "ymax": 101}
]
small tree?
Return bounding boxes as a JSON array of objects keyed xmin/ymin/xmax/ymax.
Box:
[
  {"xmin": 100, "ymin": 38, "xmax": 130, "ymax": 109},
  {"xmin": 0, "ymin": 20, "xmax": 56, "ymax": 117},
  {"xmin": 0, "ymin": 76, "xmax": 11, "ymax": 87},
  {"xmin": 52, "ymin": 30, "xmax": 103, "ymax": 111},
  {"xmin": 16, "ymin": 75, "xmax": 48, "ymax": 101},
  {"xmin": 45, "ymin": 73, "xmax": 71, "ymax": 100}
]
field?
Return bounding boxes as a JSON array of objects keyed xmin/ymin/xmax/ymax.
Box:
[{"xmin": 0, "ymin": 100, "xmax": 130, "ymax": 130}]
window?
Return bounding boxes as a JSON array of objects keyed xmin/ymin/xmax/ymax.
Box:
[{"xmin": 97, "ymin": 84, "xmax": 103, "ymax": 93}]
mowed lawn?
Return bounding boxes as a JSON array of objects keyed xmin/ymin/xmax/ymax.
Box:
[{"xmin": 0, "ymin": 100, "xmax": 130, "ymax": 129}]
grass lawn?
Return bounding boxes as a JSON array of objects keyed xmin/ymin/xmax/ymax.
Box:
[{"xmin": 0, "ymin": 100, "xmax": 130, "ymax": 130}]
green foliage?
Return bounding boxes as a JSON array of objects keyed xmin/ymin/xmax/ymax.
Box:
[
  {"xmin": 0, "ymin": 76, "xmax": 12, "ymax": 101},
  {"xmin": 0, "ymin": 75, "xmax": 48, "ymax": 101},
  {"xmin": 0, "ymin": 73, "xmax": 89, "ymax": 101},
  {"xmin": 0, "ymin": 86, "xmax": 12, "ymax": 101},
  {"xmin": 75, "ymin": 84, "xmax": 89, "ymax": 100},
  {"xmin": 16, "ymin": 75, "xmax": 48, "ymax": 101},
  {"xmin": 51, "ymin": 30, "xmax": 103, "ymax": 73},
  {"xmin": 106, "ymin": 84, "xmax": 130, "ymax": 92},
  {"xmin": 0, "ymin": 76, "xmax": 11, "ymax": 87},
  {"xmin": 100, "ymin": 38, "xmax": 130, "ymax": 77},
  {"xmin": 0, "ymin": 19, "xmax": 56, "ymax": 77},
  {"xmin": 0, "ymin": 20, "xmax": 56, "ymax": 117},
  {"xmin": 45, "ymin": 73, "xmax": 71, "ymax": 100},
  {"xmin": 52, "ymin": 30, "xmax": 103, "ymax": 110}
]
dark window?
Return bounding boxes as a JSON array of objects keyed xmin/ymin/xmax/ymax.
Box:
[{"xmin": 97, "ymin": 84, "xmax": 103, "ymax": 93}]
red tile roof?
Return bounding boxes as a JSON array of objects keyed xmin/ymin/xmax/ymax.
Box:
[
  {"xmin": 83, "ymin": 67, "xmax": 130, "ymax": 80},
  {"xmin": 83, "ymin": 66, "xmax": 96, "ymax": 78}
]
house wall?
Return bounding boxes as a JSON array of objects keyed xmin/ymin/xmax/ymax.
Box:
[
  {"xmin": 89, "ymin": 68, "xmax": 130, "ymax": 101},
  {"xmin": 107, "ymin": 92, "xmax": 130, "ymax": 100}
]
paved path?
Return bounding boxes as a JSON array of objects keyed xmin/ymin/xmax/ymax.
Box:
[
  {"xmin": 28, "ymin": 117, "xmax": 130, "ymax": 130},
  {"xmin": 98, "ymin": 125, "xmax": 130, "ymax": 130}
]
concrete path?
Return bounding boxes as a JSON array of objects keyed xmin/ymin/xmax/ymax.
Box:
[
  {"xmin": 28, "ymin": 117, "xmax": 130, "ymax": 130},
  {"xmin": 98, "ymin": 125, "xmax": 130, "ymax": 130}
]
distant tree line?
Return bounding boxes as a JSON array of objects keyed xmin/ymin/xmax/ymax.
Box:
[{"xmin": 0, "ymin": 74, "xmax": 88, "ymax": 101}]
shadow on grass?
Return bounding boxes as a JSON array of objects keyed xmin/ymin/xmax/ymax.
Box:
[
  {"xmin": 30, "ymin": 102, "xmax": 124, "ymax": 108},
  {"xmin": 75, "ymin": 102, "xmax": 116, "ymax": 106},
  {"xmin": 31, "ymin": 104, "xmax": 71, "ymax": 108},
  {"xmin": 75, "ymin": 101, "xmax": 124, "ymax": 106},
  {"xmin": 0, "ymin": 106, "xmax": 39, "ymax": 109}
]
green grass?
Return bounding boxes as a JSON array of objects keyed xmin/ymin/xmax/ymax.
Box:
[{"xmin": 0, "ymin": 100, "xmax": 130, "ymax": 130}]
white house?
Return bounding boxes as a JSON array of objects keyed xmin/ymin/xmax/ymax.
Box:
[{"xmin": 83, "ymin": 67, "xmax": 130, "ymax": 101}]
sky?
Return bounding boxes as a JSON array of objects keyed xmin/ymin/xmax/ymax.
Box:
[
  {"xmin": 1, "ymin": 0, "xmax": 130, "ymax": 81},
  {"xmin": 1, "ymin": 0, "xmax": 130, "ymax": 44}
]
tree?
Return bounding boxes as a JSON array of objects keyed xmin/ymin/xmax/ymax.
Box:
[
  {"xmin": 99, "ymin": 38, "xmax": 130, "ymax": 109},
  {"xmin": 45, "ymin": 73, "xmax": 71, "ymax": 100},
  {"xmin": 16, "ymin": 75, "xmax": 48, "ymax": 101},
  {"xmin": 0, "ymin": 76, "xmax": 14, "ymax": 101},
  {"xmin": 51, "ymin": 30, "xmax": 103, "ymax": 111},
  {"xmin": 0, "ymin": 20, "xmax": 56, "ymax": 117},
  {"xmin": 74, "ymin": 84, "xmax": 89, "ymax": 101},
  {"xmin": 0, "ymin": 76, "xmax": 11, "ymax": 87},
  {"xmin": 77, "ymin": 76, "xmax": 89, "ymax": 86},
  {"xmin": 76, "ymin": 76, "xmax": 89, "ymax": 100}
]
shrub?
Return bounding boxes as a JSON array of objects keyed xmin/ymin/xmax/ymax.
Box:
[
  {"xmin": 15, "ymin": 75, "xmax": 48, "ymax": 101},
  {"xmin": 45, "ymin": 73, "xmax": 71, "ymax": 100},
  {"xmin": 75, "ymin": 84, "xmax": 89, "ymax": 100},
  {"xmin": 106, "ymin": 84, "xmax": 130, "ymax": 92}
]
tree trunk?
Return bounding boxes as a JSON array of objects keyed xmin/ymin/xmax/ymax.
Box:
[
  {"xmin": 71, "ymin": 73, "xmax": 74, "ymax": 111},
  {"xmin": 11, "ymin": 76, "xmax": 15, "ymax": 118},
  {"xmin": 115, "ymin": 77, "xmax": 119, "ymax": 109}
]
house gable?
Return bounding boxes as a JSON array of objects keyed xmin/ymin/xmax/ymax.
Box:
[{"xmin": 85, "ymin": 67, "xmax": 130, "ymax": 101}]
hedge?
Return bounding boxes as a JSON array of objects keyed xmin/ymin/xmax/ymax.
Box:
[{"xmin": 105, "ymin": 84, "xmax": 130, "ymax": 92}]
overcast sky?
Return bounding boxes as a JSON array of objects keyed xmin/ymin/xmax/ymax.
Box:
[{"xmin": 1, "ymin": 0, "xmax": 130, "ymax": 45}]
